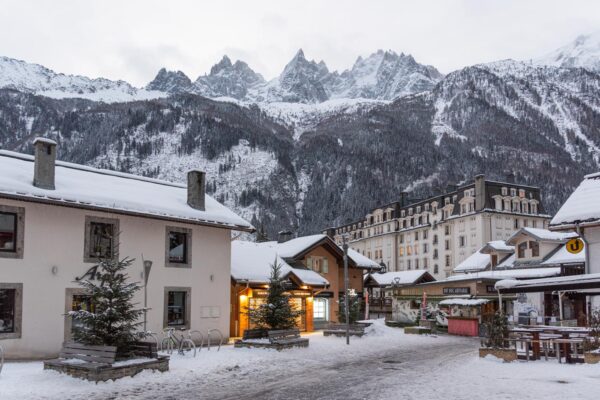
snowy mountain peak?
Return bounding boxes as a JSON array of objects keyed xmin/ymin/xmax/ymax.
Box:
[
  {"xmin": 210, "ymin": 55, "xmax": 233, "ymax": 75},
  {"xmin": 535, "ymin": 31, "xmax": 600, "ymax": 72},
  {"xmin": 146, "ymin": 68, "xmax": 192, "ymax": 93},
  {"xmin": 0, "ymin": 55, "xmax": 164, "ymax": 102}
]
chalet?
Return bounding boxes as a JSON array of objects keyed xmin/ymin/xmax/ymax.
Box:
[
  {"xmin": 230, "ymin": 233, "xmax": 379, "ymax": 336},
  {"xmin": 0, "ymin": 138, "xmax": 253, "ymax": 359}
]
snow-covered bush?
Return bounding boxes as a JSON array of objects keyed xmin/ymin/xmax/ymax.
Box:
[{"xmin": 482, "ymin": 312, "xmax": 509, "ymax": 349}]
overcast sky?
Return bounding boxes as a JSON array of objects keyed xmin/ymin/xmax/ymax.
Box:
[{"xmin": 1, "ymin": 0, "xmax": 599, "ymax": 86}]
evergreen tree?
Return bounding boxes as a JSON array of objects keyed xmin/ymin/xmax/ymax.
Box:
[
  {"xmin": 69, "ymin": 257, "xmax": 144, "ymax": 351},
  {"xmin": 483, "ymin": 311, "xmax": 509, "ymax": 349},
  {"xmin": 337, "ymin": 289, "xmax": 361, "ymax": 324},
  {"xmin": 246, "ymin": 260, "xmax": 303, "ymax": 330}
]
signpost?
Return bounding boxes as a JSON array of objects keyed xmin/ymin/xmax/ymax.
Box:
[
  {"xmin": 142, "ymin": 258, "xmax": 153, "ymax": 333},
  {"xmin": 342, "ymin": 235, "xmax": 350, "ymax": 345}
]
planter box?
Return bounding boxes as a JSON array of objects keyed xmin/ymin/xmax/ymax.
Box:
[
  {"xmin": 44, "ymin": 356, "xmax": 169, "ymax": 382},
  {"xmin": 405, "ymin": 326, "xmax": 431, "ymax": 335},
  {"xmin": 584, "ymin": 352, "xmax": 600, "ymax": 364},
  {"xmin": 479, "ymin": 348, "xmax": 517, "ymax": 362}
]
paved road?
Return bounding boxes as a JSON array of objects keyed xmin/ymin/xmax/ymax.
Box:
[{"xmin": 95, "ymin": 338, "xmax": 478, "ymax": 400}]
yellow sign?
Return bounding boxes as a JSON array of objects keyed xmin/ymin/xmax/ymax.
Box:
[{"xmin": 566, "ymin": 238, "xmax": 584, "ymax": 254}]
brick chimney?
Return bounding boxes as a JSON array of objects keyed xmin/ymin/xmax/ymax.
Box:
[
  {"xmin": 33, "ymin": 137, "xmax": 57, "ymax": 190},
  {"xmin": 187, "ymin": 170, "xmax": 206, "ymax": 211}
]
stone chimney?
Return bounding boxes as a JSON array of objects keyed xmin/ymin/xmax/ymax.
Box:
[
  {"xmin": 187, "ymin": 170, "xmax": 206, "ymax": 211},
  {"xmin": 278, "ymin": 230, "xmax": 293, "ymax": 243},
  {"xmin": 475, "ymin": 174, "xmax": 486, "ymax": 211},
  {"xmin": 506, "ymin": 172, "xmax": 515, "ymax": 183},
  {"xmin": 33, "ymin": 137, "xmax": 57, "ymax": 190}
]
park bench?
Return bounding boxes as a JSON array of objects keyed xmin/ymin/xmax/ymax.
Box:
[
  {"xmin": 268, "ymin": 329, "xmax": 309, "ymax": 348},
  {"xmin": 323, "ymin": 323, "xmax": 367, "ymax": 337},
  {"xmin": 44, "ymin": 342, "xmax": 117, "ymax": 372}
]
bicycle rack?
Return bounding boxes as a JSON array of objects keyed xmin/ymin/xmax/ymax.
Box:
[
  {"xmin": 188, "ymin": 330, "xmax": 204, "ymax": 352},
  {"xmin": 0, "ymin": 344, "xmax": 4, "ymax": 375},
  {"xmin": 145, "ymin": 331, "xmax": 160, "ymax": 351},
  {"xmin": 207, "ymin": 329, "xmax": 224, "ymax": 351},
  {"xmin": 172, "ymin": 330, "xmax": 197, "ymax": 357}
]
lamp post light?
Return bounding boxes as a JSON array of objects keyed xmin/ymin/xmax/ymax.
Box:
[
  {"xmin": 342, "ymin": 234, "xmax": 350, "ymax": 345},
  {"xmin": 143, "ymin": 259, "xmax": 153, "ymax": 333}
]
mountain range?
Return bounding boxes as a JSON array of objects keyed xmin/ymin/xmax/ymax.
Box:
[{"xmin": 0, "ymin": 33, "xmax": 599, "ymax": 238}]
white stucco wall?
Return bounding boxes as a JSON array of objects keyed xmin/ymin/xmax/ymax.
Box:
[{"xmin": 0, "ymin": 198, "xmax": 232, "ymax": 359}]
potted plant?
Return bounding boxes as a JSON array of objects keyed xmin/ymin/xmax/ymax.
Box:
[
  {"xmin": 479, "ymin": 311, "xmax": 517, "ymax": 362},
  {"xmin": 584, "ymin": 309, "xmax": 600, "ymax": 364}
]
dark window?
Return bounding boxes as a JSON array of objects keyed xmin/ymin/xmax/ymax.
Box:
[
  {"xmin": 0, "ymin": 212, "xmax": 17, "ymax": 252},
  {"xmin": 89, "ymin": 222, "xmax": 115, "ymax": 259},
  {"xmin": 0, "ymin": 289, "xmax": 16, "ymax": 333},
  {"xmin": 459, "ymin": 236, "xmax": 466, "ymax": 247},
  {"xmin": 518, "ymin": 242, "xmax": 527, "ymax": 258},
  {"xmin": 167, "ymin": 291, "xmax": 187, "ymax": 326},
  {"xmin": 434, "ymin": 264, "xmax": 439, "ymax": 274},
  {"xmin": 168, "ymin": 231, "xmax": 188, "ymax": 263},
  {"xmin": 530, "ymin": 241, "xmax": 540, "ymax": 257}
]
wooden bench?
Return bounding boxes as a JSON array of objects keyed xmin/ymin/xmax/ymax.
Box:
[
  {"xmin": 44, "ymin": 342, "xmax": 117, "ymax": 372},
  {"xmin": 323, "ymin": 324, "xmax": 367, "ymax": 337},
  {"xmin": 268, "ymin": 329, "xmax": 309, "ymax": 348}
]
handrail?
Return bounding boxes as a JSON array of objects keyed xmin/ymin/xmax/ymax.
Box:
[{"xmin": 207, "ymin": 328, "xmax": 224, "ymax": 351}]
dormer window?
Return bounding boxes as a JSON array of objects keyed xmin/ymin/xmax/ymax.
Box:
[
  {"xmin": 518, "ymin": 242, "xmax": 527, "ymax": 258},
  {"xmin": 510, "ymin": 188, "xmax": 517, "ymax": 197},
  {"xmin": 519, "ymin": 189, "xmax": 525, "ymax": 198},
  {"xmin": 416, "ymin": 206, "xmax": 421, "ymax": 213},
  {"xmin": 501, "ymin": 187, "xmax": 508, "ymax": 196},
  {"xmin": 444, "ymin": 198, "xmax": 450, "ymax": 206}
]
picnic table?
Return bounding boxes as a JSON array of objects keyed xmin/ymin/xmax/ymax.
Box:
[{"xmin": 509, "ymin": 326, "xmax": 590, "ymax": 363}]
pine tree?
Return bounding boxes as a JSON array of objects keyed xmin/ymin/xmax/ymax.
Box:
[
  {"xmin": 337, "ymin": 289, "xmax": 361, "ymax": 324},
  {"xmin": 484, "ymin": 311, "xmax": 509, "ymax": 349},
  {"xmin": 246, "ymin": 260, "xmax": 303, "ymax": 330},
  {"xmin": 69, "ymin": 257, "xmax": 144, "ymax": 352}
]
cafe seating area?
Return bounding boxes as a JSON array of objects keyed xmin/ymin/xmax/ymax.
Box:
[{"xmin": 508, "ymin": 325, "xmax": 592, "ymax": 363}]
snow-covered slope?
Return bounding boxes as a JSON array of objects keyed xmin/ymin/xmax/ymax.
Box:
[
  {"xmin": 0, "ymin": 56, "xmax": 165, "ymax": 102},
  {"xmin": 535, "ymin": 31, "xmax": 600, "ymax": 72}
]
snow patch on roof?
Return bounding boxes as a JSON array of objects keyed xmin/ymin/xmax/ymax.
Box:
[
  {"xmin": 508, "ymin": 227, "xmax": 578, "ymax": 243},
  {"xmin": 439, "ymin": 298, "xmax": 489, "ymax": 306},
  {"xmin": 0, "ymin": 150, "xmax": 252, "ymax": 230},
  {"xmin": 347, "ymin": 248, "xmax": 380, "ymax": 268},
  {"xmin": 551, "ymin": 173, "xmax": 600, "ymax": 226},
  {"xmin": 446, "ymin": 267, "xmax": 561, "ymax": 282},
  {"xmin": 366, "ymin": 270, "xmax": 430, "ymax": 286},
  {"xmin": 542, "ymin": 243, "xmax": 586, "ymax": 265},
  {"xmin": 231, "ymin": 241, "xmax": 328, "ymax": 286},
  {"xmin": 454, "ymin": 250, "xmax": 490, "ymax": 273}
]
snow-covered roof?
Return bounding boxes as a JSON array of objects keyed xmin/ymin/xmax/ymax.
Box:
[
  {"xmin": 453, "ymin": 250, "xmax": 490, "ymax": 273},
  {"xmin": 274, "ymin": 234, "xmax": 328, "ymax": 258},
  {"xmin": 445, "ymin": 267, "xmax": 561, "ymax": 282},
  {"xmin": 506, "ymin": 227, "xmax": 577, "ymax": 244},
  {"xmin": 347, "ymin": 248, "xmax": 380, "ymax": 269},
  {"xmin": 496, "ymin": 272, "xmax": 600, "ymax": 292},
  {"xmin": 365, "ymin": 270, "xmax": 432, "ymax": 286},
  {"xmin": 496, "ymin": 254, "xmax": 516, "ymax": 269},
  {"xmin": 481, "ymin": 240, "xmax": 514, "ymax": 253},
  {"xmin": 265, "ymin": 234, "xmax": 379, "ymax": 269},
  {"xmin": 439, "ymin": 298, "xmax": 489, "ymax": 306},
  {"xmin": 0, "ymin": 150, "xmax": 253, "ymax": 231},
  {"xmin": 551, "ymin": 172, "xmax": 600, "ymax": 227},
  {"xmin": 541, "ymin": 243, "xmax": 586, "ymax": 265},
  {"xmin": 231, "ymin": 241, "xmax": 329, "ymax": 286}
]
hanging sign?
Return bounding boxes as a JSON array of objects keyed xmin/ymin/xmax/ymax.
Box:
[
  {"xmin": 566, "ymin": 238, "xmax": 584, "ymax": 254},
  {"xmin": 75, "ymin": 265, "xmax": 99, "ymax": 281}
]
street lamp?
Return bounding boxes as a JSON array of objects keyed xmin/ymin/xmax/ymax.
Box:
[
  {"xmin": 143, "ymin": 259, "xmax": 153, "ymax": 333},
  {"xmin": 342, "ymin": 234, "xmax": 350, "ymax": 345}
]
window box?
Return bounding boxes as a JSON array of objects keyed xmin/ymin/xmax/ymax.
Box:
[
  {"xmin": 0, "ymin": 205, "xmax": 25, "ymax": 259},
  {"xmin": 165, "ymin": 226, "xmax": 192, "ymax": 268}
]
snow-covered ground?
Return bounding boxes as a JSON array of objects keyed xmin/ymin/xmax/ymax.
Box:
[{"xmin": 1, "ymin": 320, "xmax": 599, "ymax": 400}]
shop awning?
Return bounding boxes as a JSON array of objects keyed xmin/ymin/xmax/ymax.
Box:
[{"xmin": 495, "ymin": 273, "xmax": 600, "ymax": 294}]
